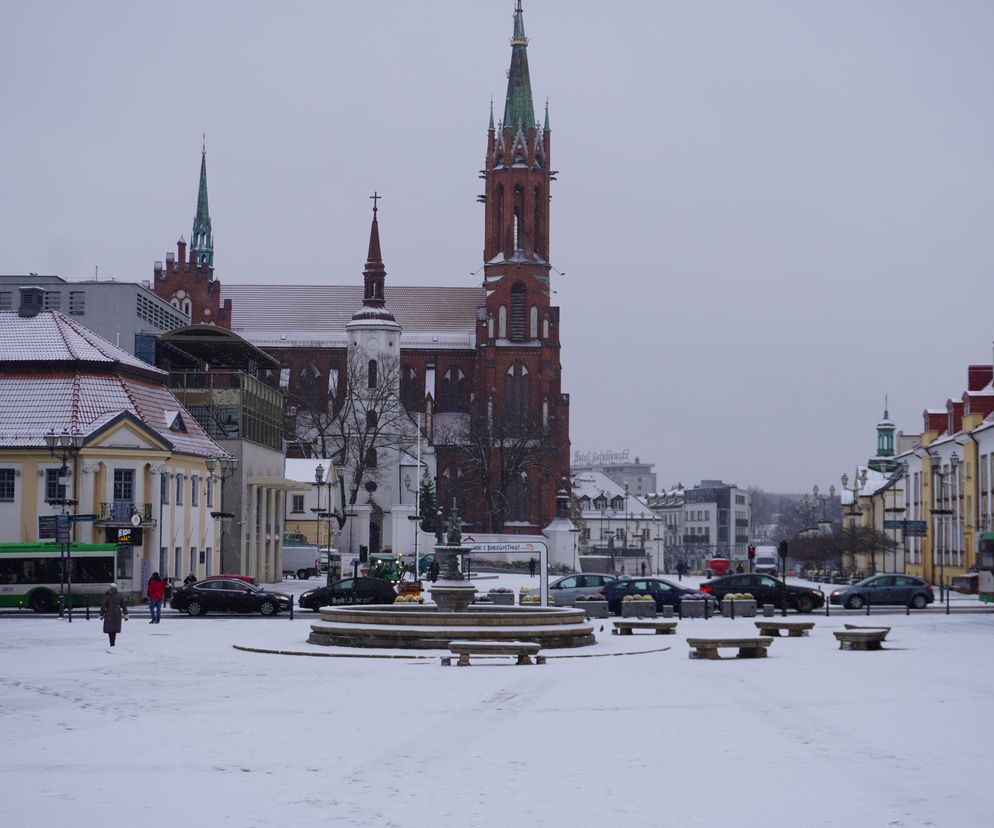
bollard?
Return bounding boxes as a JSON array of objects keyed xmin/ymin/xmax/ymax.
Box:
[
  {"xmin": 662, "ymin": 605, "xmax": 673, "ymax": 619},
  {"xmin": 678, "ymin": 602, "xmax": 683, "ymax": 620},
  {"xmin": 729, "ymin": 599, "xmax": 735, "ymax": 620},
  {"xmin": 85, "ymin": 597, "xmax": 90, "ymax": 621},
  {"xmin": 906, "ymin": 602, "xmax": 910, "ymax": 616},
  {"xmin": 946, "ymin": 584, "xmax": 950, "ymax": 615},
  {"xmin": 289, "ymin": 600, "xmax": 294, "ymax": 621},
  {"xmin": 764, "ymin": 604, "xmax": 775, "ymax": 618},
  {"xmin": 825, "ymin": 598, "xmax": 830, "ymax": 618}
]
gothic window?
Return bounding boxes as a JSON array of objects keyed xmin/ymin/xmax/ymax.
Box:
[
  {"xmin": 182, "ymin": 298, "xmax": 192, "ymax": 317},
  {"xmin": 510, "ymin": 283, "xmax": 526, "ymax": 341},
  {"xmin": 513, "ymin": 185, "xmax": 524, "ymax": 250},
  {"xmin": 440, "ymin": 367, "xmax": 467, "ymax": 412},
  {"xmin": 498, "ymin": 306, "xmax": 507, "ymax": 339},
  {"xmin": 368, "ymin": 359, "xmax": 377, "ymax": 389},
  {"xmin": 494, "ymin": 184, "xmax": 504, "ymax": 252},
  {"xmin": 401, "ymin": 366, "xmax": 419, "ymax": 411},
  {"xmin": 530, "ymin": 305, "xmax": 538, "ymax": 339},
  {"xmin": 506, "ymin": 473, "xmax": 529, "ymax": 523},
  {"xmin": 533, "ymin": 185, "xmax": 543, "ymax": 257},
  {"xmin": 506, "ymin": 362, "xmax": 529, "ymax": 432}
]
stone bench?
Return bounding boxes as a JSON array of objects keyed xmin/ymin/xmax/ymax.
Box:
[
  {"xmin": 687, "ymin": 637, "xmax": 773, "ymax": 660},
  {"xmin": 442, "ymin": 640, "xmax": 544, "ymax": 666},
  {"xmin": 834, "ymin": 626, "xmax": 890, "ymax": 651},
  {"xmin": 612, "ymin": 620, "xmax": 678, "ymax": 636},
  {"xmin": 754, "ymin": 620, "xmax": 815, "ymax": 637}
]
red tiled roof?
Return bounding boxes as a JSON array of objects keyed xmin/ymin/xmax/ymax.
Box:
[
  {"xmin": 0, "ymin": 311, "xmax": 165, "ymax": 375},
  {"xmin": 0, "ymin": 312, "xmax": 221, "ymax": 457}
]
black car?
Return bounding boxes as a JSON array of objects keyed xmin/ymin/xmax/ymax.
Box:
[
  {"xmin": 170, "ymin": 578, "xmax": 292, "ymax": 616},
  {"xmin": 699, "ymin": 573, "xmax": 824, "ymax": 613},
  {"xmin": 599, "ymin": 577, "xmax": 718, "ymax": 615},
  {"xmin": 298, "ymin": 577, "xmax": 397, "ymax": 611}
]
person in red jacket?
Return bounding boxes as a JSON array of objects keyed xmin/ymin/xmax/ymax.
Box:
[{"xmin": 147, "ymin": 572, "xmax": 166, "ymax": 624}]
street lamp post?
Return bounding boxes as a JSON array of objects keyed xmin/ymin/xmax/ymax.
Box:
[
  {"xmin": 44, "ymin": 429, "xmax": 84, "ymax": 621},
  {"xmin": 840, "ymin": 469, "xmax": 866, "ymax": 578},
  {"xmin": 205, "ymin": 456, "xmax": 239, "ymax": 575},
  {"xmin": 930, "ymin": 450, "xmax": 959, "ymax": 602}
]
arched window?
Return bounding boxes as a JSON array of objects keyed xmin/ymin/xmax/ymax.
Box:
[
  {"xmin": 506, "ymin": 473, "xmax": 529, "ymax": 523},
  {"xmin": 506, "ymin": 362, "xmax": 530, "ymax": 433},
  {"xmin": 510, "ymin": 283, "xmax": 526, "ymax": 341},
  {"xmin": 494, "ymin": 184, "xmax": 504, "ymax": 253},
  {"xmin": 400, "ymin": 366, "xmax": 419, "ymax": 411},
  {"xmin": 529, "ymin": 305, "xmax": 538, "ymax": 339},
  {"xmin": 182, "ymin": 298, "xmax": 192, "ymax": 317},
  {"xmin": 533, "ymin": 185, "xmax": 543, "ymax": 257},
  {"xmin": 440, "ymin": 366, "xmax": 467, "ymax": 411},
  {"xmin": 368, "ymin": 359, "xmax": 377, "ymax": 389},
  {"xmin": 366, "ymin": 409, "xmax": 378, "ymax": 429},
  {"xmin": 513, "ymin": 185, "xmax": 524, "ymax": 250},
  {"xmin": 498, "ymin": 306, "xmax": 507, "ymax": 339},
  {"xmin": 365, "ymin": 448, "xmax": 378, "ymax": 468}
]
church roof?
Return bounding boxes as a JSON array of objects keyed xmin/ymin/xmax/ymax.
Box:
[{"xmin": 225, "ymin": 284, "xmax": 485, "ymax": 350}]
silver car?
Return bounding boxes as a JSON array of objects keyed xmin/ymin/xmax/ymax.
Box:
[{"xmin": 524, "ymin": 573, "xmax": 617, "ymax": 606}]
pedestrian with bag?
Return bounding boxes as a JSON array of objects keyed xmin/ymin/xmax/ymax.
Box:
[
  {"xmin": 146, "ymin": 572, "xmax": 166, "ymax": 624},
  {"xmin": 100, "ymin": 584, "xmax": 129, "ymax": 648}
]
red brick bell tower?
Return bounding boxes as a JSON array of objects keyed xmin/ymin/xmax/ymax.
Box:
[{"xmin": 471, "ymin": 0, "xmax": 570, "ymax": 531}]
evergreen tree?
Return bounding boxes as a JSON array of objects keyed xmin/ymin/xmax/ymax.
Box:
[{"xmin": 419, "ymin": 476, "xmax": 437, "ymax": 532}]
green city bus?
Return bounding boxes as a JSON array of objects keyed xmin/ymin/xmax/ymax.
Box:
[{"xmin": 0, "ymin": 542, "xmax": 117, "ymax": 612}]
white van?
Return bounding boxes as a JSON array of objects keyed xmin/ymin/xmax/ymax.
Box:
[{"xmin": 754, "ymin": 547, "xmax": 779, "ymax": 575}]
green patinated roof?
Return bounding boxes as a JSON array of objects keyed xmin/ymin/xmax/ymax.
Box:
[
  {"xmin": 503, "ymin": 1, "xmax": 535, "ymax": 131},
  {"xmin": 191, "ymin": 148, "xmax": 213, "ymax": 268}
]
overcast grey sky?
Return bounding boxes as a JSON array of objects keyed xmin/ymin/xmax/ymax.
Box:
[{"xmin": 3, "ymin": 1, "xmax": 993, "ymax": 492}]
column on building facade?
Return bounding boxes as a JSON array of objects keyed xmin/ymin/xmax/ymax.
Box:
[
  {"xmin": 389, "ymin": 504, "xmax": 416, "ymax": 555},
  {"xmin": 265, "ymin": 486, "xmax": 278, "ymax": 583},
  {"xmin": 245, "ymin": 483, "xmax": 258, "ymax": 581}
]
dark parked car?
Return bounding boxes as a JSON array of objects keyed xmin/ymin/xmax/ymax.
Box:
[
  {"xmin": 170, "ymin": 579, "xmax": 292, "ymax": 616},
  {"xmin": 298, "ymin": 577, "xmax": 397, "ymax": 611},
  {"xmin": 699, "ymin": 573, "xmax": 824, "ymax": 613},
  {"xmin": 829, "ymin": 574, "xmax": 934, "ymax": 609},
  {"xmin": 599, "ymin": 577, "xmax": 718, "ymax": 615},
  {"xmin": 521, "ymin": 573, "xmax": 617, "ymax": 606}
]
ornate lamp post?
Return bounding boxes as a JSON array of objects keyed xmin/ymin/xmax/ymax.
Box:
[
  {"xmin": 840, "ymin": 469, "xmax": 867, "ymax": 578},
  {"xmin": 44, "ymin": 429, "xmax": 84, "ymax": 619},
  {"xmin": 812, "ymin": 484, "xmax": 836, "ymax": 533},
  {"xmin": 929, "ymin": 450, "xmax": 958, "ymax": 601}
]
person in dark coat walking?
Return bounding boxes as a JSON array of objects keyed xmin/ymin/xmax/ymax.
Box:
[
  {"xmin": 146, "ymin": 572, "xmax": 166, "ymax": 624},
  {"xmin": 529, "ymin": 557, "xmax": 536, "ymax": 578},
  {"xmin": 100, "ymin": 584, "xmax": 128, "ymax": 647},
  {"xmin": 428, "ymin": 559, "xmax": 440, "ymax": 583},
  {"xmin": 183, "ymin": 573, "xmax": 198, "ymax": 586}
]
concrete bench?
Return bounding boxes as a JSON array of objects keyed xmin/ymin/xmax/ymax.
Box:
[
  {"xmin": 612, "ymin": 620, "xmax": 678, "ymax": 636},
  {"xmin": 442, "ymin": 640, "xmax": 544, "ymax": 666},
  {"xmin": 834, "ymin": 627, "xmax": 890, "ymax": 651},
  {"xmin": 754, "ymin": 620, "xmax": 815, "ymax": 637},
  {"xmin": 687, "ymin": 637, "xmax": 773, "ymax": 660}
]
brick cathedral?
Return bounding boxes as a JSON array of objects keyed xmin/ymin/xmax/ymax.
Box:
[{"xmin": 152, "ymin": 1, "xmax": 570, "ymax": 535}]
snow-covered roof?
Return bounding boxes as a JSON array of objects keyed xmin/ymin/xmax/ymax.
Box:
[{"xmin": 571, "ymin": 471, "xmax": 656, "ymax": 519}]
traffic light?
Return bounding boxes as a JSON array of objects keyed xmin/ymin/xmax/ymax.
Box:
[
  {"xmin": 747, "ymin": 545, "xmax": 756, "ymax": 560},
  {"xmin": 778, "ymin": 540, "xmax": 789, "ymax": 559}
]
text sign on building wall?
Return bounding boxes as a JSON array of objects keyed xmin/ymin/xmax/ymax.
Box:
[
  {"xmin": 573, "ymin": 449, "xmax": 631, "ymax": 466},
  {"xmin": 462, "ymin": 541, "xmax": 548, "ymax": 555},
  {"xmin": 38, "ymin": 515, "xmax": 57, "ymax": 540}
]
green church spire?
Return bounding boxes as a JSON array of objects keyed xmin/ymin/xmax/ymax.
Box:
[
  {"xmin": 503, "ymin": 0, "xmax": 535, "ymax": 132},
  {"xmin": 191, "ymin": 139, "xmax": 214, "ymax": 269}
]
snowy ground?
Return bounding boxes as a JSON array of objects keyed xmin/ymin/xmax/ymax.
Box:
[{"xmin": 3, "ymin": 573, "xmax": 991, "ymax": 827}]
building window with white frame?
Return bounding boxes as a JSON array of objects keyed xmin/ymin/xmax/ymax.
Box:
[{"xmin": 0, "ymin": 469, "xmax": 15, "ymax": 501}]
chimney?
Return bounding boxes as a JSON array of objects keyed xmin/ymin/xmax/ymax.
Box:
[
  {"xmin": 967, "ymin": 364, "xmax": 993, "ymax": 392},
  {"xmin": 17, "ymin": 285, "xmax": 44, "ymax": 318}
]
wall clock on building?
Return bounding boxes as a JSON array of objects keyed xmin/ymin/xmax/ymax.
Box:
[{"xmin": 130, "ymin": 512, "xmax": 142, "ymax": 527}]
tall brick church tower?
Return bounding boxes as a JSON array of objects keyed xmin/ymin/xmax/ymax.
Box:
[
  {"xmin": 152, "ymin": 145, "xmax": 230, "ymax": 325},
  {"xmin": 470, "ymin": 0, "xmax": 570, "ymax": 530}
]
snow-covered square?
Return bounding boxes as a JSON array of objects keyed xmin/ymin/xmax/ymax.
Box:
[{"xmin": 2, "ymin": 574, "xmax": 991, "ymax": 828}]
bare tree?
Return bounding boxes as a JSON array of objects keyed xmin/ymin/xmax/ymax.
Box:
[
  {"xmin": 333, "ymin": 345, "xmax": 416, "ymax": 510},
  {"xmin": 290, "ymin": 364, "xmax": 338, "ymax": 459},
  {"xmin": 436, "ymin": 404, "xmax": 556, "ymax": 532}
]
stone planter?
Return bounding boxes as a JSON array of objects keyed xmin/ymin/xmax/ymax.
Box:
[
  {"xmin": 762, "ymin": 604, "xmax": 776, "ymax": 617},
  {"xmin": 721, "ymin": 599, "xmax": 757, "ymax": 618},
  {"xmin": 680, "ymin": 600, "xmax": 709, "ymax": 618},
  {"xmin": 576, "ymin": 600, "xmax": 609, "ymax": 619},
  {"xmin": 488, "ymin": 592, "xmax": 515, "ymax": 606},
  {"xmin": 621, "ymin": 601, "xmax": 657, "ymax": 618}
]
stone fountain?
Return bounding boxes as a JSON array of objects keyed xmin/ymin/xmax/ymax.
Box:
[{"xmin": 307, "ymin": 508, "xmax": 595, "ymax": 650}]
